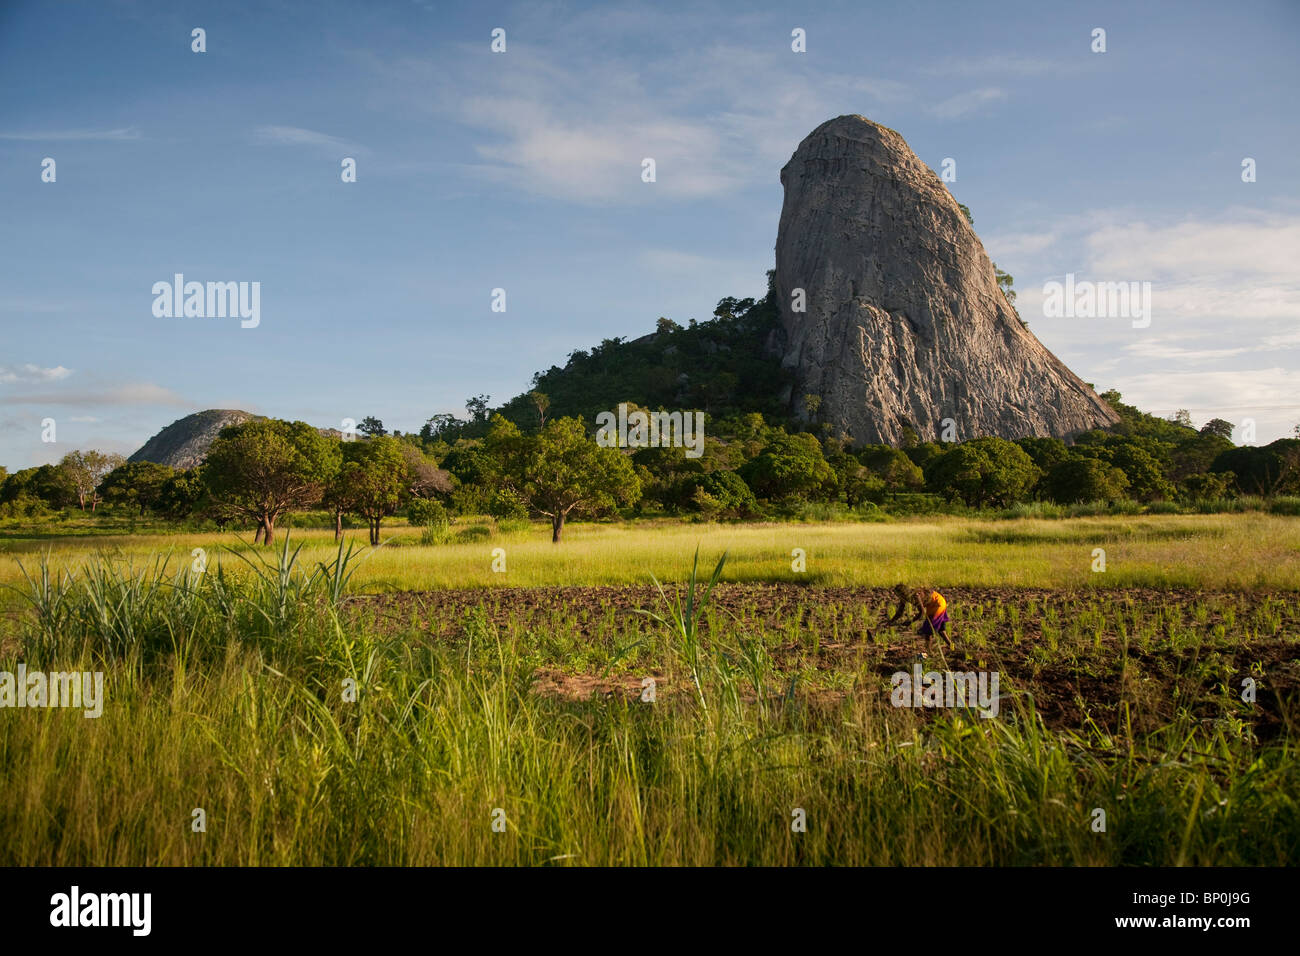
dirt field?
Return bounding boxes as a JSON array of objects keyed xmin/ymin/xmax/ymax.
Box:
[{"xmin": 350, "ymin": 584, "xmax": 1300, "ymax": 738}]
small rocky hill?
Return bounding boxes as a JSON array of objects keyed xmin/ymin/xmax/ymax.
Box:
[{"xmin": 128, "ymin": 409, "xmax": 260, "ymax": 469}]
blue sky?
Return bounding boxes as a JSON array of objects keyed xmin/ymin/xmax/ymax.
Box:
[{"xmin": 2, "ymin": 0, "xmax": 1298, "ymax": 469}]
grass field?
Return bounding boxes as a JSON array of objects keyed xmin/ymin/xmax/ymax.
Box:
[
  {"xmin": 2, "ymin": 511, "xmax": 1298, "ymax": 593},
  {"xmin": 1, "ymin": 514, "xmax": 1297, "ymax": 865}
]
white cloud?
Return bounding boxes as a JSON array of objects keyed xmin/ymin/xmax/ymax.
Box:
[
  {"xmin": 0, "ymin": 364, "xmax": 72, "ymax": 384},
  {"xmin": 1086, "ymin": 213, "xmax": 1300, "ymax": 281},
  {"xmin": 1114, "ymin": 367, "xmax": 1300, "ymax": 435}
]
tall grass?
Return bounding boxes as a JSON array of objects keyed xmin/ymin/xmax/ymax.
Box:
[{"xmin": 1, "ymin": 544, "xmax": 1297, "ymax": 865}]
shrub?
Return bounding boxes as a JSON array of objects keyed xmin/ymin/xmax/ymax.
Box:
[
  {"xmin": 679, "ymin": 470, "xmax": 759, "ymax": 518},
  {"xmin": 407, "ymin": 498, "xmax": 447, "ymax": 527},
  {"xmin": 410, "ymin": 499, "xmax": 452, "ymax": 545}
]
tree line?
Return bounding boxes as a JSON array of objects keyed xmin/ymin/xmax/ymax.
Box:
[{"xmin": 3, "ymin": 389, "xmax": 1297, "ymax": 543}]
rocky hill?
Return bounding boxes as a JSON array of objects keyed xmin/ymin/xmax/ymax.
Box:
[
  {"xmin": 774, "ymin": 114, "xmax": 1119, "ymax": 444},
  {"xmin": 128, "ymin": 409, "xmax": 259, "ymax": 469}
]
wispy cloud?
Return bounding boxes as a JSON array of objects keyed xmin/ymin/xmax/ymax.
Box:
[
  {"xmin": 924, "ymin": 55, "xmax": 1068, "ymax": 77},
  {"xmin": 0, "ymin": 127, "xmax": 140, "ymax": 141},
  {"xmin": 928, "ymin": 87, "xmax": 1007, "ymax": 119},
  {"xmin": 0, "ymin": 383, "xmax": 188, "ymax": 407},
  {"xmin": 252, "ymin": 125, "xmax": 365, "ymax": 154},
  {"xmin": 0, "ymin": 364, "xmax": 72, "ymax": 384},
  {"xmin": 360, "ymin": 36, "xmax": 910, "ymax": 203}
]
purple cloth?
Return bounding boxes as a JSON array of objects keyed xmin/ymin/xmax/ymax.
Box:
[{"xmin": 918, "ymin": 609, "xmax": 949, "ymax": 636}]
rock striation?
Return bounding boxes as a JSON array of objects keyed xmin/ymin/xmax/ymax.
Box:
[{"xmin": 775, "ymin": 114, "xmax": 1119, "ymax": 444}]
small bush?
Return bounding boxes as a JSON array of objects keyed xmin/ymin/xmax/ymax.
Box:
[
  {"xmin": 457, "ymin": 524, "xmax": 493, "ymax": 542},
  {"xmin": 407, "ymin": 498, "xmax": 448, "ymax": 527}
]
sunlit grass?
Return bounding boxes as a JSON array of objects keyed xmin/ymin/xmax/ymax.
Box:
[
  {"xmin": 1, "ymin": 525, "xmax": 1296, "ymax": 866},
  {"xmin": 2, "ymin": 513, "xmax": 1297, "ymax": 599}
]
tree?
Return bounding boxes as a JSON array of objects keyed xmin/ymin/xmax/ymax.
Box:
[
  {"xmin": 1015, "ymin": 436, "xmax": 1070, "ymax": 476},
  {"xmin": 99, "ymin": 461, "xmax": 174, "ymax": 515},
  {"xmin": 157, "ymin": 467, "xmax": 207, "ymax": 520},
  {"xmin": 358, "ymin": 416, "xmax": 387, "ymax": 437},
  {"xmin": 466, "ymin": 395, "xmax": 491, "ymax": 423},
  {"xmin": 1180, "ymin": 472, "xmax": 1233, "ymax": 501},
  {"xmin": 1043, "ymin": 455, "xmax": 1129, "ymax": 504},
  {"xmin": 678, "ymin": 470, "xmax": 758, "ymax": 518},
  {"xmin": 341, "ymin": 436, "xmax": 409, "ymax": 546},
  {"xmin": 739, "ymin": 432, "xmax": 836, "ymax": 501},
  {"xmin": 483, "ymin": 415, "xmax": 640, "ymax": 542},
  {"xmin": 60, "ymin": 450, "xmax": 125, "ymax": 511},
  {"xmin": 993, "ymin": 264, "xmax": 1025, "ymax": 327},
  {"xmin": 1212, "ymin": 439, "xmax": 1300, "ymax": 496},
  {"xmin": 420, "ymin": 413, "xmax": 461, "ymax": 442},
  {"xmin": 927, "ymin": 438, "xmax": 1038, "ymax": 507},
  {"xmin": 994, "ymin": 265, "xmax": 1016, "ymax": 305},
  {"xmin": 1168, "ymin": 409, "xmax": 1194, "ymax": 429},
  {"xmin": 1172, "ymin": 432, "xmax": 1233, "ymax": 483},
  {"xmin": 0, "ymin": 464, "xmax": 77, "ymax": 512},
  {"xmin": 528, "ymin": 390, "xmax": 550, "ymax": 427},
  {"xmin": 399, "ymin": 443, "xmax": 452, "ymax": 500},
  {"xmin": 203, "ymin": 419, "xmax": 341, "ymax": 545},
  {"xmin": 801, "ymin": 394, "xmax": 822, "ymax": 423},
  {"xmin": 1109, "ymin": 443, "xmax": 1176, "ymax": 501},
  {"xmin": 1200, "ymin": 418, "xmax": 1234, "ymax": 441}
]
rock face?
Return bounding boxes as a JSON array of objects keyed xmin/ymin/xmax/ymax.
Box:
[
  {"xmin": 128, "ymin": 409, "xmax": 258, "ymax": 469},
  {"xmin": 775, "ymin": 115, "xmax": 1119, "ymax": 445}
]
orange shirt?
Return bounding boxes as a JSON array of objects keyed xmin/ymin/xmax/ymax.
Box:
[{"xmin": 923, "ymin": 591, "xmax": 947, "ymax": 620}]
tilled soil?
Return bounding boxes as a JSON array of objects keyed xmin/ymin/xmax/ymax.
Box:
[{"xmin": 350, "ymin": 583, "xmax": 1300, "ymax": 738}]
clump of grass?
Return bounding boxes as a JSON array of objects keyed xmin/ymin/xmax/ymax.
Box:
[{"xmin": 636, "ymin": 546, "xmax": 727, "ymax": 713}]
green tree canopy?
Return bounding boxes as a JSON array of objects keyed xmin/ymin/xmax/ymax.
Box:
[
  {"xmin": 99, "ymin": 460, "xmax": 175, "ymax": 515},
  {"xmin": 1042, "ymin": 455, "xmax": 1130, "ymax": 504},
  {"xmin": 339, "ymin": 435, "xmax": 409, "ymax": 545},
  {"xmin": 927, "ymin": 437, "xmax": 1039, "ymax": 507},
  {"xmin": 739, "ymin": 432, "xmax": 836, "ymax": 501},
  {"xmin": 483, "ymin": 415, "xmax": 641, "ymax": 542},
  {"xmin": 203, "ymin": 419, "xmax": 341, "ymax": 545}
]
